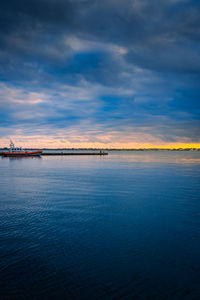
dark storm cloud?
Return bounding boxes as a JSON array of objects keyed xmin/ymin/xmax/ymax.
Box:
[
  {"xmin": 77, "ymin": 0, "xmax": 200, "ymax": 73},
  {"xmin": 0, "ymin": 0, "xmax": 75, "ymax": 30},
  {"xmin": 0, "ymin": 0, "xmax": 200, "ymax": 144},
  {"xmin": 1, "ymin": 0, "xmax": 200, "ymax": 73}
]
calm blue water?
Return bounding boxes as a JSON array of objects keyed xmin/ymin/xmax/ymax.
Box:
[{"xmin": 0, "ymin": 151, "xmax": 200, "ymax": 299}]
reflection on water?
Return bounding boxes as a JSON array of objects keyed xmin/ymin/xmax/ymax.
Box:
[
  {"xmin": 1, "ymin": 156, "xmax": 42, "ymax": 161},
  {"xmin": 2, "ymin": 150, "xmax": 200, "ymax": 164},
  {"xmin": 108, "ymin": 150, "xmax": 200, "ymax": 164},
  {"xmin": 0, "ymin": 151, "xmax": 200, "ymax": 299}
]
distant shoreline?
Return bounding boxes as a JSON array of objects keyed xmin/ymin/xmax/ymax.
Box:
[{"xmin": 1, "ymin": 148, "xmax": 200, "ymax": 151}]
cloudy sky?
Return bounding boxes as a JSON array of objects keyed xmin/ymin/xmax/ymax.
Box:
[{"xmin": 0, "ymin": 0, "xmax": 200, "ymax": 148}]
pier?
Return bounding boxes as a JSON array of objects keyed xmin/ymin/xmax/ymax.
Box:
[{"xmin": 41, "ymin": 152, "xmax": 108, "ymax": 156}]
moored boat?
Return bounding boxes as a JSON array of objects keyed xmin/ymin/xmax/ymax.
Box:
[{"xmin": 2, "ymin": 141, "xmax": 42, "ymax": 157}]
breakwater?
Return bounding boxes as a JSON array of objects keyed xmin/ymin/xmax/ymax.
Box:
[{"xmin": 41, "ymin": 152, "xmax": 108, "ymax": 156}]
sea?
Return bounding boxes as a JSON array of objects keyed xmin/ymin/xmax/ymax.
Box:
[{"xmin": 0, "ymin": 151, "xmax": 200, "ymax": 299}]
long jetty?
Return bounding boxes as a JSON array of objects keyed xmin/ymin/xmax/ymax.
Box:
[{"xmin": 41, "ymin": 151, "xmax": 108, "ymax": 156}]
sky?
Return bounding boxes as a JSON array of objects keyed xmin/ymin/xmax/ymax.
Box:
[{"xmin": 0, "ymin": 0, "xmax": 200, "ymax": 148}]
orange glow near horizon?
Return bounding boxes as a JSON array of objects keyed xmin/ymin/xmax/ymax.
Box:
[{"xmin": 0, "ymin": 136, "xmax": 200, "ymax": 149}]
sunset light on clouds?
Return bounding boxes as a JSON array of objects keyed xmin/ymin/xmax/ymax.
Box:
[{"xmin": 0, "ymin": 0, "xmax": 200, "ymax": 148}]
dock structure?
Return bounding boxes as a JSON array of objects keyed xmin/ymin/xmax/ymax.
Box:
[{"xmin": 41, "ymin": 151, "xmax": 108, "ymax": 156}]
